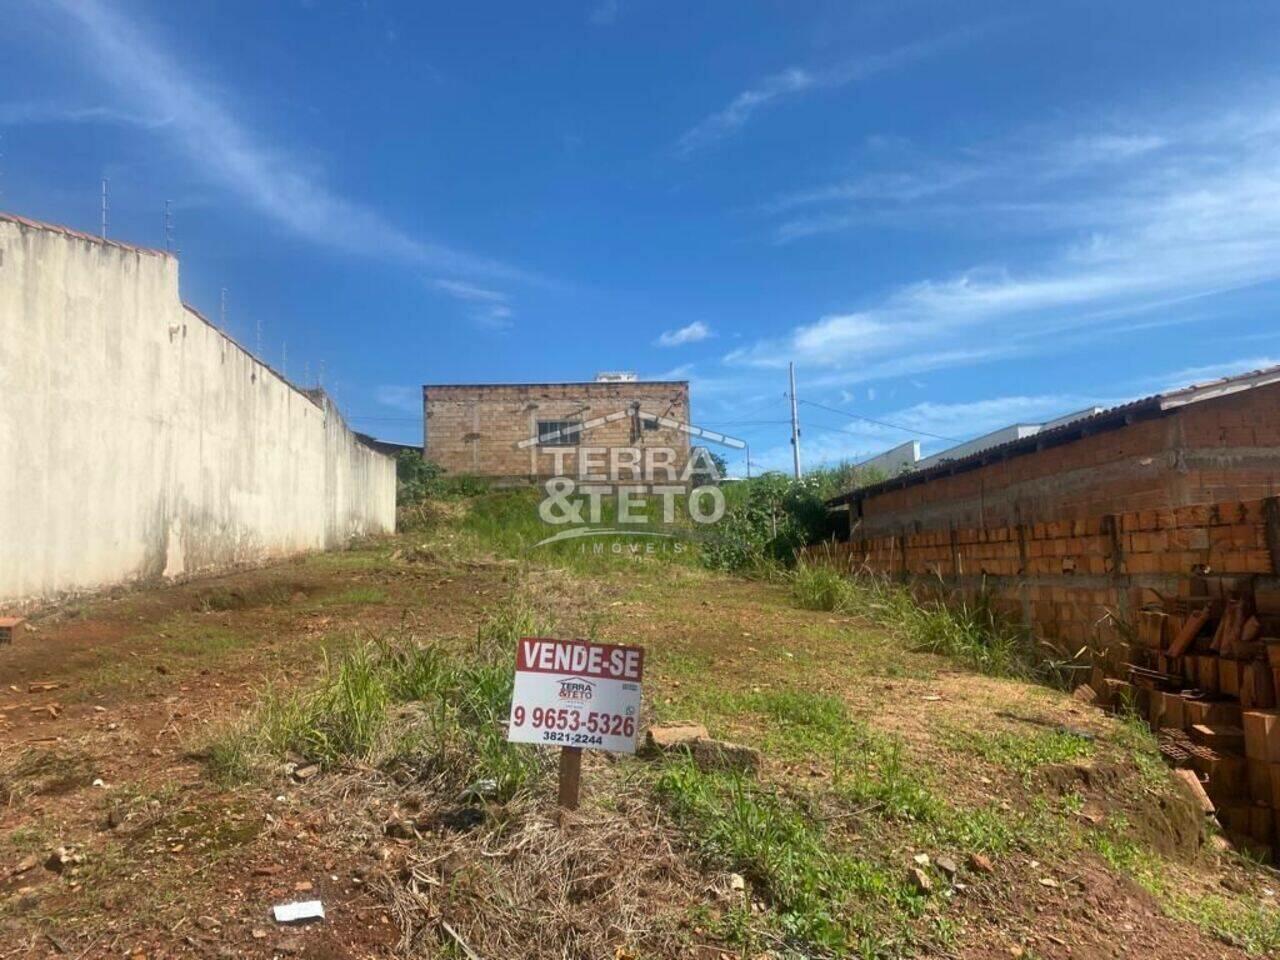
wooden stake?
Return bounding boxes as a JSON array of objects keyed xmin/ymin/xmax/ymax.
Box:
[{"xmin": 557, "ymin": 746, "xmax": 582, "ymax": 810}]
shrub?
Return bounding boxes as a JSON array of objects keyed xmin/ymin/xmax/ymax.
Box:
[
  {"xmin": 205, "ymin": 601, "xmax": 552, "ymax": 796},
  {"xmin": 395, "ymin": 450, "xmax": 489, "ymax": 506}
]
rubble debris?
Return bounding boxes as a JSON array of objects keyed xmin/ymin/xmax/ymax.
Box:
[
  {"xmin": 0, "ymin": 617, "xmax": 25, "ymax": 645},
  {"xmin": 967, "ymin": 853, "xmax": 995, "ymax": 875},
  {"xmin": 272, "ymin": 900, "xmax": 325, "ymax": 924},
  {"xmin": 907, "ymin": 867, "xmax": 933, "ymax": 894},
  {"xmin": 44, "ymin": 846, "xmax": 81, "ymax": 875},
  {"xmin": 643, "ymin": 723, "xmax": 709, "ymax": 754},
  {"xmin": 689, "ymin": 738, "xmax": 761, "ymax": 775}
]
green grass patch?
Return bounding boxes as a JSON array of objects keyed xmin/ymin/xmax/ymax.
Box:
[
  {"xmin": 1086, "ymin": 817, "xmax": 1280, "ymax": 955},
  {"xmin": 791, "ymin": 563, "xmax": 852, "ymax": 612},
  {"xmin": 204, "ymin": 597, "xmax": 551, "ymax": 797},
  {"xmin": 789, "ymin": 565, "xmax": 1042, "ymax": 680},
  {"xmin": 315, "ymin": 585, "xmax": 389, "ymax": 607},
  {"xmin": 655, "ymin": 759, "xmax": 922, "ymax": 956},
  {"xmin": 941, "ymin": 724, "xmax": 1095, "ymax": 777}
]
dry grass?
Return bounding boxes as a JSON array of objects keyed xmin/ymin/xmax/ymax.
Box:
[{"xmin": 379, "ymin": 789, "xmax": 704, "ymax": 958}]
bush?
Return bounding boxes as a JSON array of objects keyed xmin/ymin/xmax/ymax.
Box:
[
  {"xmin": 395, "ymin": 450, "xmax": 489, "ymax": 506},
  {"xmin": 790, "ymin": 562, "xmax": 853, "ymax": 611},
  {"xmin": 699, "ymin": 473, "xmax": 832, "ymax": 571}
]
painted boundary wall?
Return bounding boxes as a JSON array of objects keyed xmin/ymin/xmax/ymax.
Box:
[{"xmin": 0, "ymin": 214, "xmax": 395, "ymax": 606}]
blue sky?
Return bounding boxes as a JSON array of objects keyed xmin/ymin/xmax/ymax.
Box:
[{"xmin": 5, "ymin": 1, "xmax": 1280, "ymax": 474}]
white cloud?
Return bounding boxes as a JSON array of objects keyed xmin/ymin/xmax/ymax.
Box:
[
  {"xmin": 674, "ymin": 68, "xmax": 815, "ymax": 156},
  {"xmin": 0, "ymin": 100, "xmax": 166, "ymax": 128},
  {"xmin": 751, "ymin": 392, "xmax": 1104, "ymax": 471},
  {"xmin": 673, "ymin": 31, "xmax": 975, "ymax": 157},
  {"xmin": 731, "ymin": 95, "xmax": 1280, "ymax": 384},
  {"xmin": 655, "ymin": 320, "xmax": 714, "ymax": 347},
  {"xmin": 646, "ymin": 363, "xmax": 695, "ymax": 380},
  {"xmin": 1138, "ymin": 356, "xmax": 1280, "ymax": 392},
  {"xmin": 431, "ymin": 279, "xmax": 514, "ymax": 329},
  {"xmin": 45, "ymin": 0, "xmax": 528, "ymax": 283},
  {"xmin": 588, "ymin": 0, "xmax": 620, "ymax": 26}
]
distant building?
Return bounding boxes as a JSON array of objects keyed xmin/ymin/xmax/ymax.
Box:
[
  {"xmin": 423, "ymin": 375, "xmax": 691, "ymax": 483},
  {"xmin": 353, "ymin": 433, "xmax": 423, "ymax": 458}
]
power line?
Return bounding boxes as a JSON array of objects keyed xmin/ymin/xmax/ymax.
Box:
[
  {"xmin": 699, "ymin": 419, "xmax": 791, "ymax": 427},
  {"xmin": 794, "ymin": 397, "xmax": 963, "ymax": 443}
]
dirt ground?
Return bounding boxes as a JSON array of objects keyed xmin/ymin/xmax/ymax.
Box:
[{"xmin": 1, "ymin": 532, "xmax": 1277, "ymax": 959}]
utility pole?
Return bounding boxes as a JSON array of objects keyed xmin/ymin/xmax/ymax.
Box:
[
  {"xmin": 100, "ymin": 178, "xmax": 109, "ymax": 239},
  {"xmin": 788, "ymin": 361, "xmax": 802, "ymax": 479}
]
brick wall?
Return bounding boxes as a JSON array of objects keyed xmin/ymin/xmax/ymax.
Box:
[
  {"xmin": 850, "ymin": 381, "xmax": 1280, "ymax": 537},
  {"xmin": 423, "ymin": 381, "xmax": 692, "ymax": 481},
  {"xmin": 806, "ymin": 496, "xmax": 1280, "ymax": 860},
  {"xmin": 812, "ymin": 496, "xmax": 1279, "ymax": 662}
]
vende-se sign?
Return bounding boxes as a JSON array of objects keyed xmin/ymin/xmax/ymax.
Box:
[{"xmin": 507, "ymin": 638, "xmax": 644, "ymax": 754}]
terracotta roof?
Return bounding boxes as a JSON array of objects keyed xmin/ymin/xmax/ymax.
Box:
[
  {"xmin": 0, "ymin": 211, "xmax": 171, "ymax": 258},
  {"xmin": 828, "ymin": 363, "xmax": 1280, "ymax": 507}
]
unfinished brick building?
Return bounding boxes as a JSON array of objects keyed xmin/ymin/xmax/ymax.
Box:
[
  {"xmin": 814, "ymin": 365, "xmax": 1280, "ymax": 858},
  {"xmin": 423, "ymin": 376, "xmax": 691, "ymax": 483}
]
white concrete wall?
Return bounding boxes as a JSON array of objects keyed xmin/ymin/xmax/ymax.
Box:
[{"xmin": 0, "ymin": 215, "xmax": 395, "ymax": 606}]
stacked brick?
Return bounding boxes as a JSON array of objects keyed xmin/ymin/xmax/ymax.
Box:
[
  {"xmin": 806, "ymin": 494, "xmax": 1280, "ymax": 859},
  {"xmin": 1098, "ymin": 596, "xmax": 1280, "ymax": 860}
]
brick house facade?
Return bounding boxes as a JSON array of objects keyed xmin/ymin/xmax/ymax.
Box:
[{"xmin": 423, "ymin": 380, "xmax": 691, "ymax": 482}]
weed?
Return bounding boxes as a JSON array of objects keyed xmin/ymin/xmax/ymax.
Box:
[
  {"xmin": 941, "ymin": 724, "xmax": 1095, "ymax": 777},
  {"xmin": 1110, "ymin": 704, "xmax": 1171, "ymax": 789},
  {"xmin": 655, "ymin": 759, "xmax": 920, "ymax": 955},
  {"xmin": 316, "ymin": 586, "xmax": 389, "ymax": 607},
  {"xmin": 204, "ymin": 596, "xmax": 552, "ymax": 798},
  {"xmin": 793, "ymin": 569, "xmax": 1039, "ymax": 679},
  {"xmin": 790, "ymin": 562, "xmax": 852, "ymax": 612}
]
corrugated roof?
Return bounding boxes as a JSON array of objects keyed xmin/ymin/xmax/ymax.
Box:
[
  {"xmin": 828, "ymin": 363, "xmax": 1280, "ymax": 507},
  {"xmin": 0, "ymin": 211, "xmax": 171, "ymax": 258}
]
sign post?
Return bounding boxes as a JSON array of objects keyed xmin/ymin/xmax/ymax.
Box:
[
  {"xmin": 508, "ymin": 637, "xmax": 645, "ymax": 810},
  {"xmin": 556, "ymin": 747, "xmax": 583, "ymax": 810}
]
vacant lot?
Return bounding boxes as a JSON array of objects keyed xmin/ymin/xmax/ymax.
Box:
[{"xmin": 1, "ymin": 495, "xmax": 1278, "ymax": 959}]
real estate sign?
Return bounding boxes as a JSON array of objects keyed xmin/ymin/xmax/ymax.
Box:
[{"xmin": 507, "ymin": 637, "xmax": 644, "ymax": 754}]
